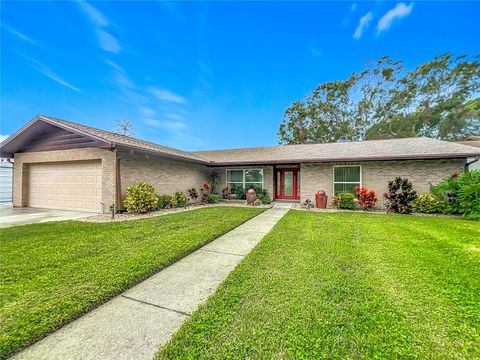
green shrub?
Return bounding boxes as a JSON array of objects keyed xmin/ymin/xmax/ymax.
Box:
[
  {"xmin": 207, "ymin": 194, "xmax": 220, "ymax": 204},
  {"xmin": 248, "ymin": 184, "xmax": 268, "ymax": 197},
  {"xmin": 412, "ymin": 193, "xmax": 445, "ymax": 214},
  {"xmin": 431, "ymin": 172, "xmax": 461, "ymax": 211},
  {"xmin": 458, "ymin": 181, "xmax": 480, "ymax": 220},
  {"xmin": 432, "ymin": 170, "xmax": 480, "ymax": 219},
  {"xmin": 257, "ymin": 193, "xmax": 271, "ymax": 205},
  {"xmin": 209, "ymin": 171, "xmax": 220, "ymax": 194},
  {"xmin": 124, "ymin": 182, "xmax": 158, "ymax": 214},
  {"xmin": 232, "ymin": 186, "xmax": 246, "ymax": 200},
  {"xmin": 222, "ymin": 187, "xmax": 232, "ymax": 200},
  {"xmin": 232, "ymin": 184, "xmax": 269, "ymax": 202},
  {"xmin": 187, "ymin": 187, "xmax": 198, "ymax": 202},
  {"xmin": 175, "ymin": 191, "xmax": 188, "ymax": 207},
  {"xmin": 332, "ymin": 193, "xmax": 356, "ymax": 210},
  {"xmin": 245, "ymin": 185, "xmax": 270, "ymax": 204},
  {"xmin": 200, "ymin": 181, "xmax": 213, "ymax": 203},
  {"xmin": 157, "ymin": 195, "xmax": 165, "ymax": 210},
  {"xmin": 383, "ymin": 177, "xmax": 417, "ymax": 214},
  {"xmin": 158, "ymin": 194, "xmax": 177, "ymax": 209}
]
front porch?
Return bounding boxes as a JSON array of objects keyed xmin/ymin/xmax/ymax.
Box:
[{"xmin": 211, "ymin": 165, "xmax": 301, "ymax": 203}]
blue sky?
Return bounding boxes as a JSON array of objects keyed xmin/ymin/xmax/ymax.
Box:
[{"xmin": 1, "ymin": 1, "xmax": 478, "ymax": 150}]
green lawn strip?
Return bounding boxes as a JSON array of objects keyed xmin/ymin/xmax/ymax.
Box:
[
  {"xmin": 0, "ymin": 206, "xmax": 264, "ymax": 359},
  {"xmin": 158, "ymin": 211, "xmax": 480, "ymax": 359}
]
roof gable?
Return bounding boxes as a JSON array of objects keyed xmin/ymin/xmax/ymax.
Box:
[
  {"xmin": 0, "ymin": 115, "xmax": 209, "ymax": 163},
  {"xmin": 0, "ymin": 116, "xmax": 111, "ymax": 157}
]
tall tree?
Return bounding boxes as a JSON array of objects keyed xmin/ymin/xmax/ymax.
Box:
[{"xmin": 278, "ymin": 53, "xmax": 480, "ymax": 144}]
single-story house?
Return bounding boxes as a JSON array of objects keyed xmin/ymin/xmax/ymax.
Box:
[{"xmin": 1, "ymin": 115, "xmax": 479, "ymax": 213}]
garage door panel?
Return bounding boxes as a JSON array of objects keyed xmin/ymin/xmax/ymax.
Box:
[{"xmin": 28, "ymin": 161, "xmax": 102, "ymax": 212}]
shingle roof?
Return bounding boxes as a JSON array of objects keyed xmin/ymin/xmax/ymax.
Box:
[
  {"xmin": 40, "ymin": 116, "xmax": 209, "ymax": 163},
  {"xmin": 2, "ymin": 115, "xmax": 479, "ymax": 165},
  {"xmin": 193, "ymin": 137, "xmax": 480, "ymax": 165},
  {"xmin": 457, "ymin": 140, "xmax": 480, "ymax": 148}
]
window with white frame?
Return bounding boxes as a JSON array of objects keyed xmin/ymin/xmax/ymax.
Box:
[
  {"xmin": 226, "ymin": 169, "xmax": 263, "ymax": 191},
  {"xmin": 333, "ymin": 166, "xmax": 361, "ymax": 195}
]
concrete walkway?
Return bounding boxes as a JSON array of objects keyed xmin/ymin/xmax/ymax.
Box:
[
  {"xmin": 0, "ymin": 205, "xmax": 93, "ymax": 228},
  {"xmin": 13, "ymin": 206, "xmax": 289, "ymax": 360}
]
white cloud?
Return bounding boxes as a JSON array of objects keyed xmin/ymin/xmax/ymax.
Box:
[
  {"xmin": 3, "ymin": 24, "xmax": 43, "ymax": 48},
  {"xmin": 164, "ymin": 113, "xmax": 186, "ymax": 120},
  {"xmin": 377, "ymin": 3, "xmax": 413, "ymax": 34},
  {"xmin": 150, "ymin": 88, "xmax": 186, "ymax": 104},
  {"xmin": 106, "ymin": 60, "xmax": 132, "ymax": 88},
  {"xmin": 113, "ymin": 72, "xmax": 134, "ymax": 89},
  {"xmin": 77, "ymin": 1, "xmax": 109, "ymax": 27},
  {"xmin": 25, "ymin": 56, "xmax": 82, "ymax": 92},
  {"xmin": 77, "ymin": 2, "xmax": 121, "ymax": 54},
  {"xmin": 143, "ymin": 118, "xmax": 187, "ymax": 130},
  {"xmin": 139, "ymin": 106, "xmax": 156, "ymax": 116},
  {"xmin": 40, "ymin": 68, "xmax": 82, "ymax": 93},
  {"xmin": 353, "ymin": 11, "xmax": 373, "ymax": 39},
  {"xmin": 96, "ymin": 29, "xmax": 121, "ymax": 54},
  {"xmin": 105, "ymin": 59, "xmax": 124, "ymax": 72},
  {"xmin": 342, "ymin": 2, "xmax": 358, "ymax": 26},
  {"xmin": 0, "ymin": 134, "xmax": 9, "ymax": 143}
]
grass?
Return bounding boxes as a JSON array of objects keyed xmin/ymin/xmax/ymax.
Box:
[
  {"xmin": 0, "ymin": 206, "xmax": 264, "ymax": 359},
  {"xmin": 159, "ymin": 211, "xmax": 480, "ymax": 359}
]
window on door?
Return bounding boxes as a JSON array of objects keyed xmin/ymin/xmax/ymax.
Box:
[
  {"xmin": 275, "ymin": 168, "xmax": 299, "ymax": 199},
  {"xmin": 333, "ymin": 166, "xmax": 361, "ymax": 195},
  {"xmin": 226, "ymin": 169, "xmax": 263, "ymax": 191}
]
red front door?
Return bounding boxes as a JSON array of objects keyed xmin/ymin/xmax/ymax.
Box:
[{"xmin": 275, "ymin": 168, "xmax": 299, "ymax": 200}]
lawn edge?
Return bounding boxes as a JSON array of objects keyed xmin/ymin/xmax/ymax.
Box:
[
  {"xmin": 156, "ymin": 207, "xmax": 287, "ymax": 359},
  {"xmin": 4, "ymin": 206, "xmax": 267, "ymax": 360}
]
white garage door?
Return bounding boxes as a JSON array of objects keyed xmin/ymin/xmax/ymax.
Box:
[{"xmin": 28, "ymin": 161, "xmax": 102, "ymax": 212}]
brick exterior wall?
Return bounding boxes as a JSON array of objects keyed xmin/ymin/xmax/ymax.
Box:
[
  {"xmin": 11, "ymin": 145, "xmax": 467, "ymax": 212},
  {"xmin": 13, "ymin": 148, "xmax": 116, "ymax": 210},
  {"xmin": 118, "ymin": 152, "xmax": 209, "ymax": 207},
  {"xmin": 300, "ymin": 159, "xmax": 466, "ymax": 208},
  {"xmin": 211, "ymin": 166, "xmax": 274, "ymax": 199}
]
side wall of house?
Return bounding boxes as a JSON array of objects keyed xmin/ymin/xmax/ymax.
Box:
[
  {"xmin": 118, "ymin": 152, "xmax": 209, "ymax": 207},
  {"xmin": 211, "ymin": 166, "xmax": 275, "ymax": 199},
  {"xmin": 300, "ymin": 158, "xmax": 466, "ymax": 208},
  {"xmin": 13, "ymin": 148, "xmax": 116, "ymax": 209}
]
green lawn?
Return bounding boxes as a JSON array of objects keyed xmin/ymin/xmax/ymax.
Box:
[
  {"xmin": 0, "ymin": 206, "xmax": 264, "ymax": 359},
  {"xmin": 159, "ymin": 211, "xmax": 480, "ymax": 359}
]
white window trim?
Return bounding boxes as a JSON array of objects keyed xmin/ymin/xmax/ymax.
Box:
[
  {"xmin": 332, "ymin": 165, "xmax": 362, "ymax": 195},
  {"xmin": 226, "ymin": 168, "xmax": 264, "ymax": 189}
]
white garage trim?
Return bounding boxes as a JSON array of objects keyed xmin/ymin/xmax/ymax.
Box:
[{"xmin": 28, "ymin": 161, "xmax": 102, "ymax": 212}]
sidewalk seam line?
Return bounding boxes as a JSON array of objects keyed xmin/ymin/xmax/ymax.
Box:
[
  {"xmin": 198, "ymin": 248, "xmax": 246, "ymax": 257},
  {"xmin": 120, "ymin": 295, "xmax": 191, "ymax": 317}
]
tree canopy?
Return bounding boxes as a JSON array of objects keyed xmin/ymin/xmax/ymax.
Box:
[{"xmin": 278, "ymin": 53, "xmax": 480, "ymax": 144}]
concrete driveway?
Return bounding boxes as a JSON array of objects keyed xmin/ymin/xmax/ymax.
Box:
[{"xmin": 0, "ymin": 205, "xmax": 94, "ymax": 228}]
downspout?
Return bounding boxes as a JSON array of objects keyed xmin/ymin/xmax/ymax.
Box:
[
  {"xmin": 109, "ymin": 145, "xmax": 122, "ymax": 214},
  {"xmin": 465, "ymin": 157, "xmax": 479, "ymax": 172},
  {"xmin": 116, "ymin": 155, "xmax": 123, "ymax": 212}
]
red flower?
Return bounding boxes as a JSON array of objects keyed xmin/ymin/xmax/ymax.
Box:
[{"xmin": 355, "ymin": 186, "xmax": 378, "ymax": 210}]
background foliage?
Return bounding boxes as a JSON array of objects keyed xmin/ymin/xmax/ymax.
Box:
[{"xmin": 279, "ymin": 53, "xmax": 480, "ymax": 144}]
